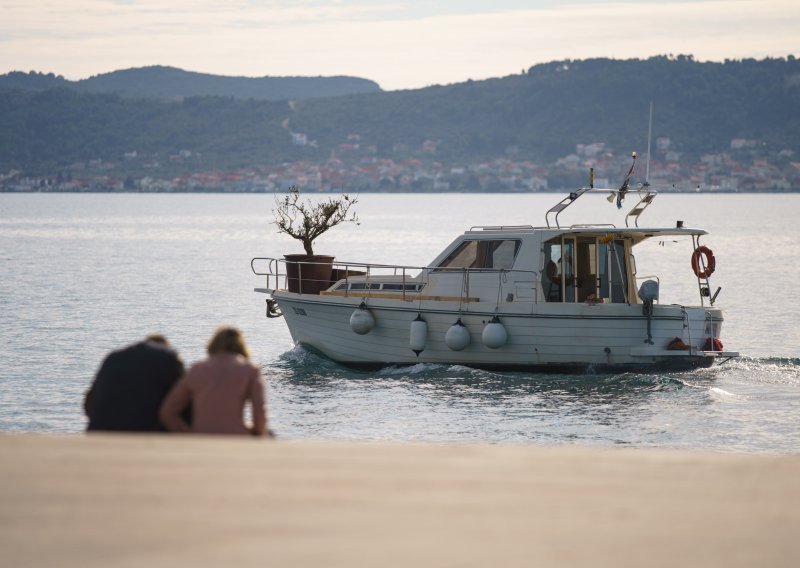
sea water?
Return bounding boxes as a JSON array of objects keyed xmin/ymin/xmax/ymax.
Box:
[{"xmin": 0, "ymin": 193, "xmax": 798, "ymax": 453}]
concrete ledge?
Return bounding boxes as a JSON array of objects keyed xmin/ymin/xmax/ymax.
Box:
[{"xmin": 1, "ymin": 434, "xmax": 798, "ymax": 567}]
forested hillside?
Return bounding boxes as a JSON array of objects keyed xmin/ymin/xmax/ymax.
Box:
[
  {"xmin": 287, "ymin": 56, "xmax": 800, "ymax": 163},
  {"xmin": 0, "ymin": 66, "xmax": 381, "ymax": 101},
  {"xmin": 1, "ymin": 56, "xmax": 798, "ymax": 178}
]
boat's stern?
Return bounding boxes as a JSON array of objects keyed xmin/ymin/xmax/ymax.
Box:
[{"xmin": 629, "ymin": 304, "xmax": 738, "ymax": 367}]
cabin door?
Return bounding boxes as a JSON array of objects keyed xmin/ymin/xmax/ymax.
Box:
[
  {"xmin": 598, "ymin": 239, "xmax": 629, "ymax": 303},
  {"xmin": 576, "ymin": 238, "xmax": 598, "ymax": 301},
  {"xmin": 542, "ymin": 237, "xmax": 579, "ymax": 302},
  {"xmin": 564, "ymin": 237, "xmax": 600, "ymax": 302},
  {"xmin": 543, "ymin": 237, "xmax": 599, "ymax": 303}
]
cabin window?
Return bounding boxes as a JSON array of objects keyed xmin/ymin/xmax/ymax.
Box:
[
  {"xmin": 381, "ymin": 283, "xmax": 423, "ymax": 291},
  {"xmin": 348, "ymin": 282, "xmax": 380, "ymax": 290},
  {"xmin": 544, "ymin": 236, "xmax": 629, "ymax": 303},
  {"xmin": 437, "ymin": 239, "xmax": 521, "ymax": 270}
]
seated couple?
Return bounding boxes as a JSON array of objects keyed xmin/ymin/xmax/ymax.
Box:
[{"xmin": 84, "ymin": 327, "xmax": 269, "ymax": 437}]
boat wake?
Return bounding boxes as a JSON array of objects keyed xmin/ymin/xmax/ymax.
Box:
[
  {"xmin": 708, "ymin": 386, "xmax": 741, "ymax": 399},
  {"xmin": 377, "ymin": 363, "xmax": 446, "ymax": 376},
  {"xmin": 261, "ymin": 347, "xmax": 798, "ymax": 452},
  {"xmin": 263, "ymin": 347, "xmax": 800, "ymax": 408}
]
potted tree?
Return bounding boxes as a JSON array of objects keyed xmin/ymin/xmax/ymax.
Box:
[{"xmin": 274, "ymin": 185, "xmax": 359, "ymax": 294}]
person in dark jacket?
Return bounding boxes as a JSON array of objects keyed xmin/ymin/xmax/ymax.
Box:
[{"xmin": 84, "ymin": 334, "xmax": 185, "ymax": 432}]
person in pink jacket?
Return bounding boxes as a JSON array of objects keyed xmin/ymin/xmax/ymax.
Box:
[{"xmin": 160, "ymin": 327, "xmax": 268, "ymax": 436}]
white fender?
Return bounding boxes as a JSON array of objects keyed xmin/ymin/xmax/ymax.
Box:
[
  {"xmin": 349, "ymin": 302, "xmax": 375, "ymax": 335},
  {"xmin": 409, "ymin": 314, "xmax": 427, "ymax": 356},
  {"xmin": 445, "ymin": 318, "xmax": 470, "ymax": 351},
  {"xmin": 482, "ymin": 316, "xmax": 508, "ymax": 349}
]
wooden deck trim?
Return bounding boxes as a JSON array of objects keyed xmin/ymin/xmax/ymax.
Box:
[{"xmin": 320, "ymin": 290, "xmax": 480, "ymax": 302}]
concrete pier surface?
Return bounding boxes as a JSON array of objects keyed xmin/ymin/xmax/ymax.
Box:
[{"xmin": 1, "ymin": 434, "xmax": 798, "ymax": 568}]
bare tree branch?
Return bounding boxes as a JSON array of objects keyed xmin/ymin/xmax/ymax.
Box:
[{"xmin": 273, "ymin": 186, "xmax": 359, "ymax": 255}]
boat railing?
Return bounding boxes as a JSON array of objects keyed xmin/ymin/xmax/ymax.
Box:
[
  {"xmin": 625, "ymin": 190, "xmax": 657, "ymax": 228},
  {"xmin": 469, "ymin": 224, "xmax": 538, "ymax": 231},
  {"xmin": 566, "ymin": 223, "xmax": 617, "ymax": 229},
  {"xmin": 252, "ymin": 257, "xmax": 543, "ymax": 304},
  {"xmin": 252, "ymin": 257, "xmax": 430, "ymax": 298}
]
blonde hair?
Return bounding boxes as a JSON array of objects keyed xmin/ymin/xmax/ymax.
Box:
[{"xmin": 206, "ymin": 326, "xmax": 250, "ymax": 359}]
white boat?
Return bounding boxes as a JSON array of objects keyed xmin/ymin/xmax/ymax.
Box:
[{"xmin": 252, "ymin": 186, "xmax": 738, "ymax": 372}]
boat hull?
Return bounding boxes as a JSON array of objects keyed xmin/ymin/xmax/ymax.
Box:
[{"xmin": 272, "ymin": 291, "xmax": 731, "ymax": 373}]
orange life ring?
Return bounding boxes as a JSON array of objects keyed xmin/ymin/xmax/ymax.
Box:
[{"xmin": 691, "ymin": 246, "xmax": 716, "ymax": 278}]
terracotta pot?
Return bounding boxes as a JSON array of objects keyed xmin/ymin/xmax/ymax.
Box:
[{"xmin": 284, "ymin": 254, "xmax": 334, "ymax": 295}]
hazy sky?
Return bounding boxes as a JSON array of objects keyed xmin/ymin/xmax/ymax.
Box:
[{"xmin": 1, "ymin": 0, "xmax": 798, "ymax": 90}]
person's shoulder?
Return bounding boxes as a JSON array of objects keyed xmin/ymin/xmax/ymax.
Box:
[
  {"xmin": 233, "ymin": 354, "xmax": 259, "ymax": 370},
  {"xmin": 133, "ymin": 342, "xmax": 184, "ymax": 375},
  {"xmin": 241, "ymin": 358, "xmax": 262, "ymax": 377},
  {"xmin": 103, "ymin": 341, "xmax": 145, "ymax": 363},
  {"xmin": 142, "ymin": 340, "xmax": 175, "ymax": 352},
  {"xmin": 213, "ymin": 352, "xmax": 260, "ymax": 372},
  {"xmin": 187, "ymin": 357, "xmax": 210, "ymax": 372},
  {"xmin": 137, "ymin": 341, "xmax": 180, "ymax": 359}
]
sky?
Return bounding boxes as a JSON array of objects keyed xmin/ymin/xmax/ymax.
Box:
[{"xmin": 1, "ymin": 0, "xmax": 798, "ymax": 91}]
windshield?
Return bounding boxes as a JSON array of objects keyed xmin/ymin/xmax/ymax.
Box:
[{"xmin": 437, "ymin": 239, "xmax": 521, "ymax": 270}]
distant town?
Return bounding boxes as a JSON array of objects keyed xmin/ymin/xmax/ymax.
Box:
[{"xmin": 2, "ymin": 134, "xmax": 798, "ymax": 193}]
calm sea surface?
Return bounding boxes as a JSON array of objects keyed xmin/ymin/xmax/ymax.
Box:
[{"xmin": 1, "ymin": 193, "xmax": 798, "ymax": 453}]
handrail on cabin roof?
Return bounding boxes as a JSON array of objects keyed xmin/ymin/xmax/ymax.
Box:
[{"xmin": 545, "ymin": 187, "xmax": 658, "ymax": 229}]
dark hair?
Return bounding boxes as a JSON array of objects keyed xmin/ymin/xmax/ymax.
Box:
[{"xmin": 145, "ymin": 334, "xmax": 169, "ymax": 346}]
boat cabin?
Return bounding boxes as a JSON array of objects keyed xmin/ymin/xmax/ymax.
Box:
[{"xmin": 423, "ymin": 226, "xmax": 707, "ymax": 306}]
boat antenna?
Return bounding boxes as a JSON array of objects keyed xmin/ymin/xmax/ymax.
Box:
[
  {"xmin": 645, "ymin": 101, "xmax": 653, "ymax": 186},
  {"xmin": 616, "ymin": 151, "xmax": 636, "ymax": 209}
]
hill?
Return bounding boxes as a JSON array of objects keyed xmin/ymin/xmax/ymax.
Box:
[
  {"xmin": 1, "ymin": 56, "xmax": 799, "ymax": 189},
  {"xmin": 286, "ymin": 55, "xmax": 800, "ymax": 163},
  {"xmin": 0, "ymin": 71, "xmax": 70, "ymax": 91},
  {"xmin": 0, "ymin": 66, "xmax": 381, "ymax": 101}
]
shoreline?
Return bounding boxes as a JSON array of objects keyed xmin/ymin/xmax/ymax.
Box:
[
  {"xmin": 2, "ymin": 433, "xmax": 798, "ymax": 567},
  {"xmin": 2, "ymin": 189, "xmax": 796, "ymax": 194}
]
